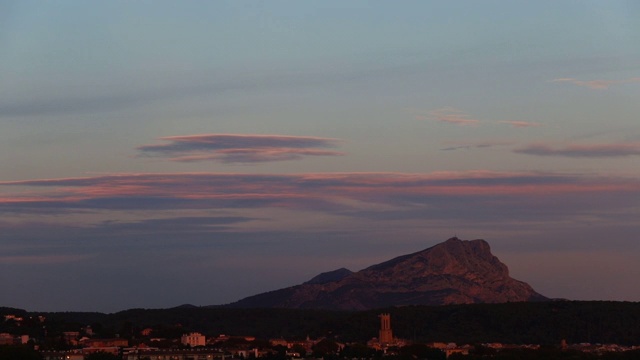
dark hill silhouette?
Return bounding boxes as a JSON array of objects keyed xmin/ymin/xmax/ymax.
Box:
[
  {"xmin": 7, "ymin": 301, "xmax": 640, "ymax": 345},
  {"xmin": 227, "ymin": 237, "xmax": 547, "ymax": 310}
]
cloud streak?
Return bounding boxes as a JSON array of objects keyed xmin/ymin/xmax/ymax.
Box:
[
  {"xmin": 498, "ymin": 120, "xmax": 541, "ymax": 128},
  {"xmin": 515, "ymin": 142, "xmax": 640, "ymax": 158},
  {"xmin": 1, "ymin": 171, "xmax": 638, "ymax": 217},
  {"xmin": 97, "ymin": 216, "xmax": 258, "ymax": 233},
  {"xmin": 440, "ymin": 141, "xmax": 512, "ymax": 152},
  {"xmin": 416, "ymin": 108, "xmax": 538, "ymax": 129},
  {"xmin": 137, "ymin": 134, "xmax": 344, "ymax": 163},
  {"xmin": 551, "ymin": 77, "xmax": 640, "ymax": 90},
  {"xmin": 424, "ymin": 107, "xmax": 480, "ymax": 125}
]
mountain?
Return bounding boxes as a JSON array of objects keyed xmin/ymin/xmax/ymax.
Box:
[
  {"xmin": 304, "ymin": 268, "xmax": 353, "ymax": 285},
  {"xmin": 227, "ymin": 237, "xmax": 547, "ymax": 310}
]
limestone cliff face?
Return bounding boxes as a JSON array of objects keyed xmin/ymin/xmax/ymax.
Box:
[{"xmin": 228, "ymin": 237, "xmax": 547, "ymax": 310}]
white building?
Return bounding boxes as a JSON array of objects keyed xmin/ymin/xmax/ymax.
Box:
[{"xmin": 181, "ymin": 332, "xmax": 206, "ymax": 347}]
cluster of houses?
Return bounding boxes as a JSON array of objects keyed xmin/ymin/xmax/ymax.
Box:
[
  {"xmin": 0, "ymin": 332, "xmax": 30, "ymax": 346},
  {"xmin": 4, "ymin": 312, "xmax": 640, "ymax": 359},
  {"xmin": 1, "ymin": 314, "xmax": 43, "ymax": 346},
  {"xmin": 39, "ymin": 332, "xmax": 317, "ymax": 360},
  {"xmin": 559, "ymin": 339, "xmax": 640, "ymax": 355}
]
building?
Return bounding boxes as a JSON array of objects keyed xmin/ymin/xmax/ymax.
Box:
[
  {"xmin": 378, "ymin": 313, "xmax": 393, "ymax": 344},
  {"xmin": 4, "ymin": 315, "xmax": 24, "ymax": 322},
  {"xmin": 81, "ymin": 338, "xmax": 129, "ymax": 348},
  {"xmin": 181, "ymin": 332, "xmax": 206, "ymax": 347},
  {"xmin": 0, "ymin": 333, "xmax": 13, "ymax": 345},
  {"xmin": 63, "ymin": 331, "xmax": 80, "ymax": 345},
  {"xmin": 269, "ymin": 338, "xmax": 288, "ymax": 347},
  {"xmin": 368, "ymin": 314, "xmax": 406, "ymax": 351}
]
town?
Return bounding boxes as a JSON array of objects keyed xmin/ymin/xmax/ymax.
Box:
[{"xmin": 2, "ymin": 311, "xmax": 640, "ymax": 360}]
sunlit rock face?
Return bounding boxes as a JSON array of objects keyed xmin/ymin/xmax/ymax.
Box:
[{"xmin": 228, "ymin": 237, "xmax": 547, "ymax": 310}]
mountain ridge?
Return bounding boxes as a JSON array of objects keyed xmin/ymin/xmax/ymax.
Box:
[
  {"xmin": 227, "ymin": 237, "xmax": 547, "ymax": 310},
  {"xmin": 304, "ymin": 268, "xmax": 354, "ymax": 285}
]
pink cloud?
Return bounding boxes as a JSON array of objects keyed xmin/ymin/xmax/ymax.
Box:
[
  {"xmin": 515, "ymin": 142, "xmax": 640, "ymax": 158},
  {"xmin": 551, "ymin": 77, "xmax": 640, "ymax": 90},
  {"xmin": 425, "ymin": 107, "xmax": 480, "ymax": 126},
  {"xmin": 137, "ymin": 134, "xmax": 344, "ymax": 164},
  {"xmin": 1, "ymin": 171, "xmax": 638, "ymax": 214}
]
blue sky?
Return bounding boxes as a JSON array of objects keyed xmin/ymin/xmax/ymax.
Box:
[{"xmin": 1, "ymin": 1, "xmax": 639, "ymax": 312}]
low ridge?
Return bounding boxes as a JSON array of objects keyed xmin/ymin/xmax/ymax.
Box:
[{"xmin": 227, "ymin": 237, "xmax": 547, "ymax": 310}]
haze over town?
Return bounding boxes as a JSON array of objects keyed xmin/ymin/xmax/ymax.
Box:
[{"xmin": 1, "ymin": 1, "xmax": 639, "ymax": 312}]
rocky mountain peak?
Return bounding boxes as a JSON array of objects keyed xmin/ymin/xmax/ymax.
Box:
[{"xmin": 227, "ymin": 237, "xmax": 547, "ymax": 310}]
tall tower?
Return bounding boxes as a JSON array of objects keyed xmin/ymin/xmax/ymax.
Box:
[{"xmin": 378, "ymin": 313, "xmax": 393, "ymax": 344}]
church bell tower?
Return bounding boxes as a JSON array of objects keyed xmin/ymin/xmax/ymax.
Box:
[{"xmin": 378, "ymin": 313, "xmax": 393, "ymax": 344}]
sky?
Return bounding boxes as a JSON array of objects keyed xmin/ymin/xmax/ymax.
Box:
[{"xmin": 1, "ymin": 1, "xmax": 639, "ymax": 312}]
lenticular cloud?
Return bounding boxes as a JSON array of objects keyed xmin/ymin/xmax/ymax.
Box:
[{"xmin": 137, "ymin": 134, "xmax": 344, "ymax": 163}]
